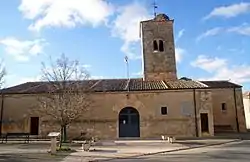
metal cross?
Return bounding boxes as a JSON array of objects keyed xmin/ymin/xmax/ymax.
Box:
[{"xmin": 153, "ymin": 0, "xmax": 158, "ymax": 18}]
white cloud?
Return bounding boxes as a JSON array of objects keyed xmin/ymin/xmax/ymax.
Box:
[
  {"xmin": 175, "ymin": 47, "xmax": 185, "ymax": 63},
  {"xmin": 132, "ymin": 71, "xmax": 143, "ymax": 77},
  {"xmin": 228, "ymin": 24, "xmax": 250, "ymax": 36},
  {"xmin": 196, "ymin": 27, "xmax": 223, "ymax": 41},
  {"xmin": 111, "ymin": 2, "xmax": 151, "ymax": 60},
  {"xmin": 191, "ymin": 55, "xmax": 227, "ymax": 73},
  {"xmin": 90, "ymin": 75, "xmax": 105, "ymax": 79},
  {"xmin": 197, "ymin": 24, "xmax": 250, "ymax": 42},
  {"xmin": 18, "ymin": 0, "xmax": 114, "ymax": 31},
  {"xmin": 204, "ymin": 2, "xmax": 250, "ymax": 20},
  {"xmin": 0, "ymin": 37, "xmax": 47, "ymax": 61},
  {"xmin": 191, "ymin": 55, "xmax": 250, "ymax": 84},
  {"xmin": 82, "ymin": 64, "xmax": 92, "ymax": 69},
  {"xmin": 175, "ymin": 29, "xmax": 185, "ymax": 42}
]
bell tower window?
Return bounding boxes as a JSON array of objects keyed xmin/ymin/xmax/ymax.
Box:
[
  {"xmin": 153, "ymin": 40, "xmax": 164, "ymax": 52},
  {"xmin": 153, "ymin": 40, "xmax": 158, "ymax": 51},
  {"xmin": 159, "ymin": 40, "xmax": 164, "ymax": 52}
]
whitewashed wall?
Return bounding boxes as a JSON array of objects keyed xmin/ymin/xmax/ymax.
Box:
[{"xmin": 243, "ymin": 95, "xmax": 250, "ymax": 129}]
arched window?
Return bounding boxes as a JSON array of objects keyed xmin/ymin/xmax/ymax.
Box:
[
  {"xmin": 153, "ymin": 40, "xmax": 158, "ymax": 51},
  {"xmin": 159, "ymin": 40, "xmax": 164, "ymax": 52}
]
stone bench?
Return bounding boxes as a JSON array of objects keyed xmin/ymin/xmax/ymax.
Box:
[{"xmin": 1, "ymin": 132, "xmax": 30, "ymax": 143}]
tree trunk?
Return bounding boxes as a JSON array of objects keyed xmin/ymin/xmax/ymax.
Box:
[
  {"xmin": 59, "ymin": 126, "xmax": 63, "ymax": 148},
  {"xmin": 63, "ymin": 125, "xmax": 67, "ymax": 142},
  {"xmin": 59, "ymin": 125, "xmax": 67, "ymax": 149}
]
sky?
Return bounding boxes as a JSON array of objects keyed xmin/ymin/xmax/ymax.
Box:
[{"xmin": 0, "ymin": 0, "xmax": 250, "ymax": 91}]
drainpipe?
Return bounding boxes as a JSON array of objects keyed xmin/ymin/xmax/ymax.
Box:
[
  {"xmin": 233, "ymin": 88, "xmax": 240, "ymax": 132},
  {"xmin": 193, "ymin": 89, "xmax": 198, "ymax": 137},
  {"xmin": 0, "ymin": 93, "xmax": 4, "ymax": 135}
]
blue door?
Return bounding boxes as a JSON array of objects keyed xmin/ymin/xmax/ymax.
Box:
[{"xmin": 119, "ymin": 107, "xmax": 140, "ymax": 137}]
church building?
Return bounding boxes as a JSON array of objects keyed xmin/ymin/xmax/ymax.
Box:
[{"xmin": 0, "ymin": 13, "xmax": 247, "ymax": 139}]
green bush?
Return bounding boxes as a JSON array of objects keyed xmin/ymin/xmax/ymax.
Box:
[{"xmin": 56, "ymin": 146, "xmax": 76, "ymax": 152}]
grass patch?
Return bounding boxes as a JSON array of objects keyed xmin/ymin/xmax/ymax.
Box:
[{"xmin": 56, "ymin": 146, "xmax": 76, "ymax": 152}]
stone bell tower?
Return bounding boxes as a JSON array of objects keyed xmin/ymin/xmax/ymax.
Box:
[{"xmin": 140, "ymin": 13, "xmax": 177, "ymax": 81}]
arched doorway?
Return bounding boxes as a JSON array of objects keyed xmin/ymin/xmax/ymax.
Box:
[{"xmin": 119, "ymin": 107, "xmax": 140, "ymax": 137}]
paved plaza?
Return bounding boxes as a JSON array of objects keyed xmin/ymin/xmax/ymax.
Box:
[
  {"xmin": 108, "ymin": 140, "xmax": 250, "ymax": 162},
  {"xmin": 0, "ymin": 139, "xmax": 249, "ymax": 161}
]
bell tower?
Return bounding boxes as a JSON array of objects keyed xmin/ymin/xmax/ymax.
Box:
[{"xmin": 141, "ymin": 13, "xmax": 177, "ymax": 81}]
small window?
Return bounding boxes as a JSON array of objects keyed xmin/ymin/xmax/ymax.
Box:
[
  {"xmin": 159, "ymin": 40, "xmax": 164, "ymax": 52},
  {"xmin": 153, "ymin": 40, "xmax": 158, "ymax": 51},
  {"xmin": 161, "ymin": 107, "xmax": 168, "ymax": 115},
  {"xmin": 221, "ymin": 103, "xmax": 227, "ymax": 111}
]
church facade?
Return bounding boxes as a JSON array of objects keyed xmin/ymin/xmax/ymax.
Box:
[{"xmin": 0, "ymin": 14, "xmax": 247, "ymax": 139}]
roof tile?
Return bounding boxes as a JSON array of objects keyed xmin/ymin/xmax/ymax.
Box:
[
  {"xmin": 0, "ymin": 78, "xmax": 242, "ymax": 94},
  {"xmin": 165, "ymin": 80, "xmax": 205, "ymax": 89},
  {"xmin": 200, "ymin": 81, "xmax": 241, "ymax": 88}
]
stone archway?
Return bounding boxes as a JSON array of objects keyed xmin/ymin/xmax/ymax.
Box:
[{"xmin": 119, "ymin": 107, "xmax": 140, "ymax": 138}]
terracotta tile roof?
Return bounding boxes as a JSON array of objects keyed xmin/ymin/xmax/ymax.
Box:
[
  {"xmin": 0, "ymin": 78, "xmax": 242, "ymax": 94},
  {"xmin": 200, "ymin": 81, "xmax": 242, "ymax": 88},
  {"xmin": 165, "ymin": 80, "xmax": 205, "ymax": 89},
  {"xmin": 128, "ymin": 79, "xmax": 167, "ymax": 91},
  {"xmin": 93, "ymin": 79, "xmax": 128, "ymax": 92}
]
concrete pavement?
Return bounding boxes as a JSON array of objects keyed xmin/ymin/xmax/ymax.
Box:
[
  {"xmin": 0, "ymin": 138, "xmax": 246, "ymax": 162},
  {"xmin": 107, "ymin": 140, "xmax": 250, "ymax": 162},
  {"xmin": 61, "ymin": 139, "xmax": 240, "ymax": 162}
]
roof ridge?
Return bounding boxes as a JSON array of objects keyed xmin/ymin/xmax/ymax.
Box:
[
  {"xmin": 124, "ymin": 79, "xmax": 131, "ymax": 91},
  {"xmin": 193, "ymin": 80, "xmax": 209, "ymax": 87},
  {"xmin": 163, "ymin": 80, "xmax": 171, "ymax": 88},
  {"xmin": 161, "ymin": 80, "xmax": 169, "ymax": 89},
  {"xmin": 89, "ymin": 79, "xmax": 103, "ymax": 90},
  {"xmin": 20, "ymin": 82, "xmax": 48, "ymax": 93},
  {"xmin": 200, "ymin": 80, "xmax": 232, "ymax": 82}
]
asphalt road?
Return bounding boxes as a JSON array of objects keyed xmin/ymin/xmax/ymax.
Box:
[
  {"xmin": 0, "ymin": 153, "xmax": 67, "ymax": 162},
  {"xmin": 109, "ymin": 140, "xmax": 250, "ymax": 162},
  {"xmin": 0, "ymin": 143, "xmax": 71, "ymax": 162}
]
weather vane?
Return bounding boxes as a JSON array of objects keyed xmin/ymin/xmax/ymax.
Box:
[{"xmin": 153, "ymin": 0, "xmax": 158, "ymax": 18}]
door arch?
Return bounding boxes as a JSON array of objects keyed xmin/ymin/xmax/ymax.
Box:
[{"xmin": 119, "ymin": 107, "xmax": 140, "ymax": 138}]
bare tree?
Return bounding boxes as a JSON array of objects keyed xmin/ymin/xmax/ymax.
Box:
[
  {"xmin": 0, "ymin": 60, "xmax": 6, "ymax": 135},
  {"xmin": 0, "ymin": 61, "xmax": 6, "ymax": 88},
  {"xmin": 36, "ymin": 54, "xmax": 93, "ymax": 147}
]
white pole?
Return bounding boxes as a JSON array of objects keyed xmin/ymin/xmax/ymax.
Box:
[{"xmin": 124, "ymin": 56, "xmax": 130, "ymax": 92}]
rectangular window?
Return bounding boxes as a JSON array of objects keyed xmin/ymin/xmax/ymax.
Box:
[
  {"xmin": 221, "ymin": 103, "xmax": 227, "ymax": 111},
  {"xmin": 161, "ymin": 107, "xmax": 168, "ymax": 115}
]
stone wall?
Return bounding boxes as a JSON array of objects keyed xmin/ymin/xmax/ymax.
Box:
[
  {"xmin": 0, "ymin": 87, "xmax": 245, "ymax": 139},
  {"xmin": 195, "ymin": 89, "xmax": 214, "ymax": 136},
  {"xmin": 0, "ymin": 94, "xmax": 34, "ymax": 134},
  {"xmin": 144, "ymin": 72, "xmax": 177, "ymax": 81},
  {"xmin": 210, "ymin": 88, "xmax": 246, "ymax": 133},
  {"xmin": 141, "ymin": 18, "xmax": 177, "ymax": 81},
  {"xmin": 235, "ymin": 88, "xmax": 247, "ymax": 132},
  {"xmin": 0, "ymin": 90, "xmax": 197, "ymax": 139}
]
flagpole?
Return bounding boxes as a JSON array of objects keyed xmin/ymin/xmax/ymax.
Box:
[
  {"xmin": 124, "ymin": 56, "xmax": 130, "ymax": 93},
  {"xmin": 153, "ymin": 0, "xmax": 158, "ymax": 18}
]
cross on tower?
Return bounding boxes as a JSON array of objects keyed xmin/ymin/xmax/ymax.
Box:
[{"xmin": 153, "ymin": 0, "xmax": 158, "ymax": 18}]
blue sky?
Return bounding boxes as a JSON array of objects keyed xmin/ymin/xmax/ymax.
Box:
[{"xmin": 0, "ymin": 0, "xmax": 250, "ymax": 91}]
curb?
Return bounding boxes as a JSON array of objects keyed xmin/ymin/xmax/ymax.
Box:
[{"xmin": 90, "ymin": 139, "xmax": 242, "ymax": 162}]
